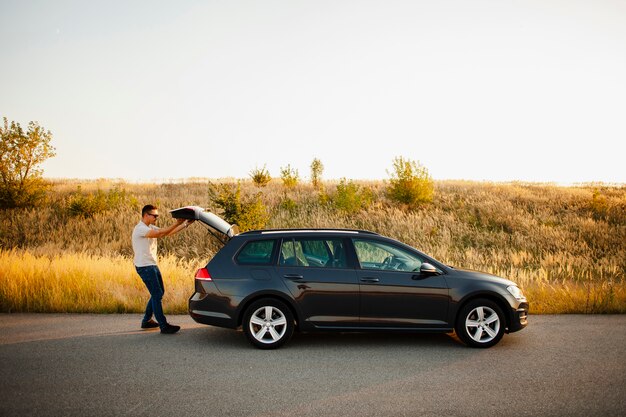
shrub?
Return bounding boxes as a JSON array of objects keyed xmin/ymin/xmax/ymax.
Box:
[
  {"xmin": 318, "ymin": 189, "xmax": 331, "ymax": 206},
  {"xmin": 587, "ymin": 188, "xmax": 626, "ymax": 225},
  {"xmin": 237, "ymin": 193, "xmax": 269, "ymax": 231},
  {"xmin": 386, "ymin": 156, "xmax": 434, "ymax": 208},
  {"xmin": 280, "ymin": 164, "xmax": 299, "ymax": 188},
  {"xmin": 249, "ymin": 165, "xmax": 272, "ymax": 187},
  {"xmin": 66, "ymin": 186, "xmax": 129, "ymax": 217},
  {"xmin": 333, "ymin": 178, "xmax": 372, "ymax": 214},
  {"xmin": 209, "ymin": 182, "xmax": 268, "ymax": 231},
  {"xmin": 280, "ymin": 196, "xmax": 298, "ymax": 214}
]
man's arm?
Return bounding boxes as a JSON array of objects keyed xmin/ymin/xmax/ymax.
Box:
[{"xmin": 145, "ymin": 219, "xmax": 192, "ymax": 238}]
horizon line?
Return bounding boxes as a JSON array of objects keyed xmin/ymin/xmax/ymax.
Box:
[{"xmin": 44, "ymin": 177, "xmax": 626, "ymax": 187}]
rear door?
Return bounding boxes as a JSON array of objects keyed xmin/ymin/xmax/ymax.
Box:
[
  {"xmin": 277, "ymin": 236, "xmax": 359, "ymax": 328},
  {"xmin": 352, "ymin": 238, "xmax": 450, "ymax": 328}
]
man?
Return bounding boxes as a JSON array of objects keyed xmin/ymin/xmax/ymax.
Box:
[{"xmin": 132, "ymin": 204, "xmax": 194, "ymax": 334}]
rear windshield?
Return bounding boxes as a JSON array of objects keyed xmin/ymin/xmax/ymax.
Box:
[{"xmin": 236, "ymin": 240, "xmax": 276, "ymax": 265}]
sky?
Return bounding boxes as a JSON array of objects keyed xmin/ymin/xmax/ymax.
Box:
[{"xmin": 1, "ymin": 0, "xmax": 625, "ymax": 183}]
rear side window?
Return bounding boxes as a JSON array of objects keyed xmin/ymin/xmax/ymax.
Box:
[
  {"xmin": 279, "ymin": 238, "xmax": 348, "ymax": 268},
  {"xmin": 236, "ymin": 240, "xmax": 276, "ymax": 265}
]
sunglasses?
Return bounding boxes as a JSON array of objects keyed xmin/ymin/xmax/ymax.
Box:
[{"xmin": 148, "ymin": 213, "xmax": 159, "ymax": 218}]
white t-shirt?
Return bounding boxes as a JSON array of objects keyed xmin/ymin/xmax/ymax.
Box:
[{"xmin": 132, "ymin": 221, "xmax": 159, "ymax": 267}]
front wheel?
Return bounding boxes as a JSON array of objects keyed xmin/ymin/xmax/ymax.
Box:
[
  {"xmin": 242, "ymin": 298, "xmax": 295, "ymax": 349},
  {"xmin": 455, "ymin": 299, "xmax": 505, "ymax": 348}
]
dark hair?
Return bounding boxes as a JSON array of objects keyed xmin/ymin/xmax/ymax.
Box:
[{"xmin": 142, "ymin": 204, "xmax": 157, "ymax": 216}]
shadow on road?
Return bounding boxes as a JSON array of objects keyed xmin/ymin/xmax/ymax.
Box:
[{"xmin": 182, "ymin": 325, "xmax": 468, "ymax": 351}]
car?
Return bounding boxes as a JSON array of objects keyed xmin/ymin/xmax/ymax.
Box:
[{"xmin": 171, "ymin": 206, "xmax": 529, "ymax": 349}]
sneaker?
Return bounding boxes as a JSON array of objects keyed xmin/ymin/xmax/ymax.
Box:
[
  {"xmin": 160, "ymin": 324, "xmax": 181, "ymax": 334},
  {"xmin": 141, "ymin": 319, "xmax": 160, "ymax": 329}
]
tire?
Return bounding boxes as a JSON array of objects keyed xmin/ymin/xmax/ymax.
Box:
[
  {"xmin": 455, "ymin": 299, "xmax": 505, "ymax": 348},
  {"xmin": 242, "ymin": 298, "xmax": 295, "ymax": 349}
]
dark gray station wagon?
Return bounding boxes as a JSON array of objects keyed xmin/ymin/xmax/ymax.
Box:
[{"xmin": 171, "ymin": 206, "xmax": 528, "ymax": 349}]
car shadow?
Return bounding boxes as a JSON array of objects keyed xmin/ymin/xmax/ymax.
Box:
[
  {"xmin": 184, "ymin": 326, "xmax": 467, "ymax": 351},
  {"xmin": 289, "ymin": 331, "xmax": 465, "ymax": 350}
]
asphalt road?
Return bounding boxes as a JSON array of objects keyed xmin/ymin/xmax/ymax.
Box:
[{"xmin": 1, "ymin": 314, "xmax": 625, "ymax": 417}]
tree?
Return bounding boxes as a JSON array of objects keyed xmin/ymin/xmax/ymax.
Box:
[
  {"xmin": 310, "ymin": 158, "xmax": 324, "ymax": 189},
  {"xmin": 0, "ymin": 117, "xmax": 56, "ymax": 208},
  {"xmin": 386, "ymin": 156, "xmax": 434, "ymax": 208}
]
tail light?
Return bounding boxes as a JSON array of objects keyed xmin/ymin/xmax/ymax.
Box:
[{"xmin": 195, "ymin": 268, "xmax": 212, "ymax": 281}]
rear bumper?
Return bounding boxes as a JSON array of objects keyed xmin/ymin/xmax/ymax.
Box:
[
  {"xmin": 189, "ymin": 307, "xmax": 237, "ymax": 329},
  {"xmin": 507, "ymin": 302, "xmax": 529, "ymax": 333},
  {"xmin": 188, "ymin": 282, "xmax": 239, "ymax": 329}
]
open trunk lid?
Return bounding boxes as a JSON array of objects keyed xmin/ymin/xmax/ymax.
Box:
[{"xmin": 169, "ymin": 206, "xmax": 238, "ymax": 240}]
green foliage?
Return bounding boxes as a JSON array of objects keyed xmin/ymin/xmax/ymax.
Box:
[
  {"xmin": 589, "ymin": 190, "xmax": 608, "ymax": 221},
  {"xmin": 209, "ymin": 182, "xmax": 268, "ymax": 231},
  {"xmin": 280, "ymin": 195, "xmax": 298, "ymax": 214},
  {"xmin": 237, "ymin": 194, "xmax": 269, "ymax": 231},
  {"xmin": 333, "ymin": 178, "xmax": 372, "ymax": 214},
  {"xmin": 280, "ymin": 164, "xmax": 299, "ymax": 188},
  {"xmin": 318, "ymin": 189, "xmax": 331, "ymax": 206},
  {"xmin": 0, "ymin": 117, "xmax": 56, "ymax": 208},
  {"xmin": 249, "ymin": 165, "xmax": 272, "ymax": 187},
  {"xmin": 310, "ymin": 158, "xmax": 324, "ymax": 189},
  {"xmin": 587, "ymin": 189, "xmax": 626, "ymax": 225},
  {"xmin": 386, "ymin": 156, "xmax": 434, "ymax": 209},
  {"xmin": 66, "ymin": 186, "xmax": 130, "ymax": 218}
]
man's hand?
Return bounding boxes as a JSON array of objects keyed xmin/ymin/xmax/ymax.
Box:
[{"xmin": 146, "ymin": 218, "xmax": 190, "ymax": 238}]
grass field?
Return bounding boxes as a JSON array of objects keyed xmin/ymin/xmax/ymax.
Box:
[{"xmin": 1, "ymin": 179, "xmax": 624, "ymax": 314}]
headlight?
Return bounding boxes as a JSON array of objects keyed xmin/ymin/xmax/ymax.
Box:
[{"xmin": 507, "ymin": 285, "xmax": 526, "ymax": 301}]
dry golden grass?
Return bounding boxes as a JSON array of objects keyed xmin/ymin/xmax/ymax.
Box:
[
  {"xmin": 0, "ymin": 179, "xmax": 624, "ymax": 314},
  {"xmin": 0, "ymin": 250, "xmax": 202, "ymax": 314}
]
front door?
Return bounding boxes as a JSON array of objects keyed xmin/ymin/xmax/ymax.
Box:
[{"xmin": 352, "ymin": 238, "xmax": 450, "ymax": 328}]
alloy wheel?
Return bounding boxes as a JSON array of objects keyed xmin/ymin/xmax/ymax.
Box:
[
  {"xmin": 249, "ymin": 306, "xmax": 288, "ymax": 344},
  {"xmin": 465, "ymin": 306, "xmax": 501, "ymax": 344}
]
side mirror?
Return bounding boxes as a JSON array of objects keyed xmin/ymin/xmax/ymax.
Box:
[{"xmin": 420, "ymin": 263, "xmax": 439, "ymax": 275}]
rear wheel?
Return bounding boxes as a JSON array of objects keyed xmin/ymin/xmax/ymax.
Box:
[
  {"xmin": 456, "ymin": 299, "xmax": 505, "ymax": 348},
  {"xmin": 242, "ymin": 298, "xmax": 294, "ymax": 349}
]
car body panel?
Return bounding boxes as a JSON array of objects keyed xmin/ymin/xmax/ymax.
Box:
[
  {"xmin": 444, "ymin": 269, "xmax": 528, "ymax": 332},
  {"xmin": 279, "ymin": 265, "xmax": 360, "ymax": 328},
  {"xmin": 357, "ymin": 270, "xmax": 450, "ymax": 328}
]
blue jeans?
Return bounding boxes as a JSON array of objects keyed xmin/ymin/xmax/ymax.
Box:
[{"xmin": 135, "ymin": 265, "xmax": 168, "ymax": 328}]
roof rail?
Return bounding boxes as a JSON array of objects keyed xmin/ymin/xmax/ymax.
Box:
[{"xmin": 238, "ymin": 228, "xmax": 380, "ymax": 236}]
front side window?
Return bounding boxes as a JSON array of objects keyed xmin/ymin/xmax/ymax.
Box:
[
  {"xmin": 353, "ymin": 239, "xmax": 423, "ymax": 272},
  {"xmin": 236, "ymin": 240, "xmax": 276, "ymax": 265},
  {"xmin": 279, "ymin": 238, "xmax": 347, "ymax": 268}
]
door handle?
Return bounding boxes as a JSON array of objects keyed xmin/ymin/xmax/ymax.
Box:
[
  {"xmin": 360, "ymin": 277, "xmax": 380, "ymax": 283},
  {"xmin": 283, "ymin": 274, "xmax": 304, "ymax": 280}
]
